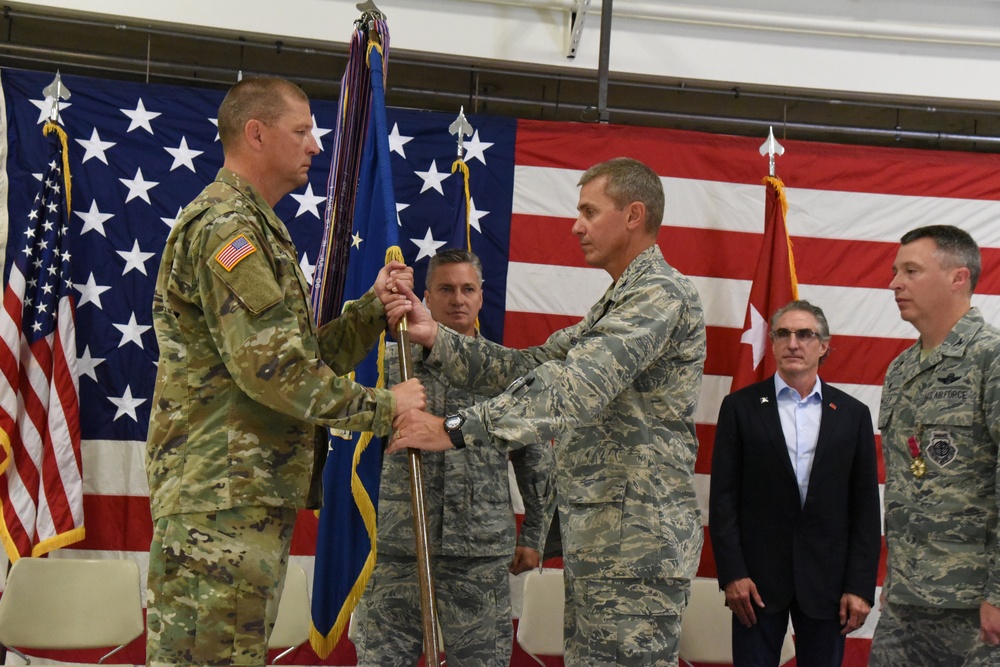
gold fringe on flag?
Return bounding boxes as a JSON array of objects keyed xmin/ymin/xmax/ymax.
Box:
[
  {"xmin": 761, "ymin": 175, "xmax": 799, "ymax": 300},
  {"xmin": 451, "ymin": 159, "xmax": 473, "ymax": 251},
  {"xmin": 309, "ymin": 243, "xmax": 407, "ymax": 655},
  {"xmin": 42, "ymin": 122, "xmax": 71, "ymax": 214}
]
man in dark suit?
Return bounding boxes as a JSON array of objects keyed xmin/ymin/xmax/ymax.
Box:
[{"xmin": 709, "ymin": 300, "xmax": 881, "ymax": 667}]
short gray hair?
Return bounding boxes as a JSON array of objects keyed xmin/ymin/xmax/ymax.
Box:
[
  {"xmin": 770, "ymin": 299, "xmax": 831, "ymax": 363},
  {"xmin": 426, "ymin": 248, "xmax": 483, "ymax": 286}
]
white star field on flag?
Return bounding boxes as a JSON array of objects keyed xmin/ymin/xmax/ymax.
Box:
[{"xmin": 5, "ymin": 67, "xmax": 515, "ymax": 455}]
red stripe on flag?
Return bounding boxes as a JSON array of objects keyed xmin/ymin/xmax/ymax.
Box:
[
  {"xmin": 515, "ymin": 120, "xmax": 1000, "ymax": 199},
  {"xmin": 797, "ymin": 239, "xmax": 1000, "ymax": 295},
  {"xmin": 507, "ymin": 314, "xmax": 914, "ymax": 389},
  {"xmin": 696, "ymin": 525, "xmax": 717, "ymax": 578},
  {"xmin": 695, "ymin": 424, "xmax": 715, "ymax": 475},
  {"xmin": 508, "ymin": 216, "xmax": 1000, "ymax": 298},
  {"xmin": 70, "ymin": 494, "xmax": 151, "ymax": 552},
  {"xmin": 503, "ymin": 311, "xmax": 582, "ymax": 349},
  {"xmin": 45, "ymin": 333, "xmax": 83, "ymax": 541},
  {"xmin": 704, "ymin": 327, "xmax": 743, "ymax": 378},
  {"xmin": 0, "ymin": 290, "xmax": 25, "ymax": 388},
  {"xmin": 509, "ymin": 215, "xmax": 764, "ymax": 280},
  {"xmin": 708, "ymin": 327, "xmax": 913, "ymax": 386},
  {"xmin": 291, "ymin": 508, "xmax": 319, "ymax": 556}
]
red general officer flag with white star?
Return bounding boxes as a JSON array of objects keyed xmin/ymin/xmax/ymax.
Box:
[{"xmin": 730, "ymin": 175, "xmax": 799, "ymax": 392}]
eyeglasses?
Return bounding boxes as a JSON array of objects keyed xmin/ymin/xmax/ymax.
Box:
[{"xmin": 769, "ymin": 328, "xmax": 821, "ymax": 342}]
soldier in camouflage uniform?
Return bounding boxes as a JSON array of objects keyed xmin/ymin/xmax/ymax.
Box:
[
  {"xmin": 388, "ymin": 157, "xmax": 707, "ymax": 666},
  {"xmin": 870, "ymin": 225, "xmax": 1000, "ymax": 666},
  {"xmin": 353, "ymin": 249, "xmax": 554, "ymax": 667},
  {"xmin": 144, "ymin": 77, "xmax": 425, "ymax": 667}
]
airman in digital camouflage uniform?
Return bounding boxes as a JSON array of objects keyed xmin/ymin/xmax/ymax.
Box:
[
  {"xmin": 353, "ymin": 249, "xmax": 555, "ymax": 667},
  {"xmin": 144, "ymin": 77, "xmax": 425, "ymax": 667},
  {"xmin": 870, "ymin": 225, "xmax": 1000, "ymax": 666},
  {"xmin": 388, "ymin": 157, "xmax": 707, "ymax": 666}
]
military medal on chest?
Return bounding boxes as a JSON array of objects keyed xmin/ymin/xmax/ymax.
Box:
[{"xmin": 907, "ymin": 435, "xmax": 926, "ymax": 478}]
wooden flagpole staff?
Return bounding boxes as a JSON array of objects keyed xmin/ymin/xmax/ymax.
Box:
[
  {"xmin": 357, "ymin": 1, "xmax": 440, "ymax": 660},
  {"xmin": 393, "ymin": 314, "xmax": 442, "ymax": 666}
]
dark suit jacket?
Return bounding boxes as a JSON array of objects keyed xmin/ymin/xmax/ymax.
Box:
[{"xmin": 709, "ymin": 376, "xmax": 881, "ymax": 620}]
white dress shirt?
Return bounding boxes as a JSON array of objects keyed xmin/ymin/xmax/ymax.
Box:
[{"xmin": 775, "ymin": 373, "xmax": 823, "ymax": 507}]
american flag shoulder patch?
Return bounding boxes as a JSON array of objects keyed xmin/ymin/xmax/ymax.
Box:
[{"xmin": 215, "ymin": 234, "xmax": 257, "ymax": 271}]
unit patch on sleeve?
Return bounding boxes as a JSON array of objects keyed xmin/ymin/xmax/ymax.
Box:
[{"xmin": 215, "ymin": 234, "xmax": 257, "ymax": 271}]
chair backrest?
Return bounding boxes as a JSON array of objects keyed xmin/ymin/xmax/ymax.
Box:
[
  {"xmin": 0, "ymin": 557, "xmax": 144, "ymax": 653},
  {"xmin": 516, "ymin": 568, "xmax": 565, "ymax": 658},
  {"xmin": 269, "ymin": 562, "xmax": 311, "ymax": 661},
  {"xmin": 678, "ymin": 577, "xmax": 795, "ymax": 665}
]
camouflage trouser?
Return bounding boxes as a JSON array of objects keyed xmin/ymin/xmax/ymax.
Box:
[
  {"xmin": 146, "ymin": 506, "xmax": 296, "ymax": 667},
  {"xmin": 563, "ymin": 575, "xmax": 689, "ymax": 666},
  {"xmin": 869, "ymin": 601, "xmax": 1000, "ymax": 667},
  {"xmin": 353, "ymin": 553, "xmax": 513, "ymax": 667}
]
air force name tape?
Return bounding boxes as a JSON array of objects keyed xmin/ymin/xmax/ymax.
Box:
[{"xmin": 216, "ymin": 234, "xmax": 257, "ymax": 271}]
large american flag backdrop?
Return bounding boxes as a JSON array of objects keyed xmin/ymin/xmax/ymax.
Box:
[{"xmin": 2, "ymin": 66, "xmax": 1000, "ymax": 666}]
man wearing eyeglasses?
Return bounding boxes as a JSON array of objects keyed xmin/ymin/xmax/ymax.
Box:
[{"xmin": 710, "ymin": 300, "xmax": 881, "ymax": 667}]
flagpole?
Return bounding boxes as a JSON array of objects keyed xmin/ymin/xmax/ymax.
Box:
[
  {"xmin": 360, "ymin": 3, "xmax": 441, "ymax": 659},
  {"xmin": 394, "ymin": 316, "xmax": 443, "ymax": 666}
]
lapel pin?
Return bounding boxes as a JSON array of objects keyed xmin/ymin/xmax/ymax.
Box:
[
  {"xmin": 829, "ymin": 403, "xmax": 837, "ymax": 410},
  {"xmin": 760, "ymin": 397, "xmax": 769, "ymax": 404}
]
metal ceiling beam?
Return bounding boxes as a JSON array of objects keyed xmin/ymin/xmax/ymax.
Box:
[
  {"xmin": 597, "ymin": 0, "xmax": 612, "ymax": 122},
  {"xmin": 566, "ymin": 0, "xmax": 590, "ymax": 58}
]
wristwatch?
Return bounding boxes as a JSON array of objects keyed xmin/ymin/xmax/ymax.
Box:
[{"xmin": 443, "ymin": 414, "xmax": 466, "ymax": 450}]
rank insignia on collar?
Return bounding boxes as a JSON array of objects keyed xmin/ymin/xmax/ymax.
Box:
[
  {"xmin": 760, "ymin": 397, "xmax": 768, "ymax": 404},
  {"xmin": 938, "ymin": 372, "xmax": 962, "ymax": 385}
]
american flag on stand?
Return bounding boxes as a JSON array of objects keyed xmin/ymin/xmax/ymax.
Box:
[
  {"xmin": 0, "ymin": 121, "xmax": 84, "ymax": 562},
  {"xmin": 3, "ymin": 66, "xmax": 1000, "ymax": 666}
]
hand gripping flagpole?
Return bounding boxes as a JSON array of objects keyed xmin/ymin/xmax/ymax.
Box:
[{"xmin": 392, "ymin": 312, "xmax": 443, "ymax": 666}]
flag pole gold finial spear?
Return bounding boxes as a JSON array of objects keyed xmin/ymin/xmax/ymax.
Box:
[
  {"xmin": 759, "ymin": 126, "xmax": 785, "ymax": 178},
  {"xmin": 449, "ymin": 106, "xmax": 474, "ymax": 160},
  {"xmin": 42, "ymin": 71, "xmax": 71, "ymax": 125}
]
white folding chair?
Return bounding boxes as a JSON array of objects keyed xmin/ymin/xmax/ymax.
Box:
[
  {"xmin": 516, "ymin": 568, "xmax": 565, "ymax": 666},
  {"xmin": 679, "ymin": 577, "xmax": 795, "ymax": 666},
  {"xmin": 269, "ymin": 562, "xmax": 311, "ymax": 664},
  {"xmin": 0, "ymin": 557, "xmax": 144, "ymax": 665}
]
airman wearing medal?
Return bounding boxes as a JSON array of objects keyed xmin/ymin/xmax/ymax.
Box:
[{"xmin": 870, "ymin": 225, "xmax": 1000, "ymax": 666}]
